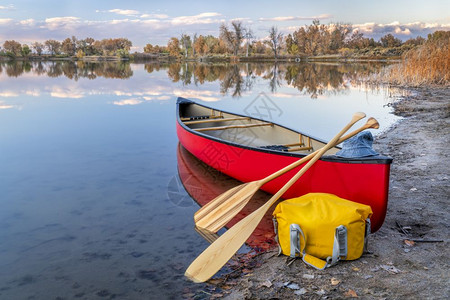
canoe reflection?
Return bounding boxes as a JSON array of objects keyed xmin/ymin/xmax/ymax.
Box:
[{"xmin": 177, "ymin": 143, "xmax": 276, "ymax": 251}]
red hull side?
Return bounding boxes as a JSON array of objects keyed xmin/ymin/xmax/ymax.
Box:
[{"xmin": 177, "ymin": 122, "xmax": 390, "ymax": 232}]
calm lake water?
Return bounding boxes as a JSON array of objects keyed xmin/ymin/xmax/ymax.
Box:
[{"xmin": 0, "ymin": 61, "xmax": 401, "ymax": 299}]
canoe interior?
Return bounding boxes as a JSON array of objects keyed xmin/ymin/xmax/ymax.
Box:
[{"xmin": 179, "ymin": 102, "xmax": 339, "ymax": 155}]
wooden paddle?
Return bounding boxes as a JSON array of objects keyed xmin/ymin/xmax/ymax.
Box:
[
  {"xmin": 194, "ymin": 117, "xmax": 380, "ymax": 233},
  {"xmin": 186, "ymin": 112, "xmax": 372, "ymax": 283}
]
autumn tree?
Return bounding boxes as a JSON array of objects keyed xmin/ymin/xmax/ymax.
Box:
[
  {"xmin": 167, "ymin": 37, "xmax": 180, "ymax": 57},
  {"xmin": 144, "ymin": 43, "xmax": 155, "ymax": 53},
  {"xmin": 380, "ymin": 34, "xmax": 402, "ymax": 47},
  {"xmin": 267, "ymin": 26, "xmax": 283, "ymax": 59},
  {"xmin": 404, "ymin": 36, "xmax": 426, "ymax": 46},
  {"xmin": 82, "ymin": 37, "xmax": 95, "ymax": 55},
  {"xmin": 346, "ymin": 30, "xmax": 368, "ymax": 49},
  {"xmin": 31, "ymin": 42, "xmax": 44, "ymax": 55},
  {"xmin": 329, "ymin": 23, "xmax": 352, "ymax": 51},
  {"xmin": 21, "ymin": 44, "xmax": 31, "ymax": 57},
  {"xmin": 252, "ymin": 41, "xmax": 266, "ymax": 54},
  {"xmin": 45, "ymin": 39, "xmax": 61, "ymax": 55},
  {"xmin": 61, "ymin": 37, "xmax": 76, "ymax": 55},
  {"xmin": 220, "ymin": 20, "xmax": 244, "ymax": 56},
  {"xmin": 3, "ymin": 40, "xmax": 22, "ymax": 55},
  {"xmin": 193, "ymin": 35, "xmax": 206, "ymax": 55}
]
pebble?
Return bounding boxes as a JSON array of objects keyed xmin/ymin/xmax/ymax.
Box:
[
  {"xmin": 286, "ymin": 282, "xmax": 300, "ymax": 290},
  {"xmin": 302, "ymin": 274, "xmax": 314, "ymax": 279},
  {"xmin": 315, "ymin": 289, "xmax": 326, "ymax": 296},
  {"xmin": 294, "ymin": 288, "xmax": 307, "ymax": 295},
  {"xmin": 261, "ymin": 280, "xmax": 272, "ymax": 288}
]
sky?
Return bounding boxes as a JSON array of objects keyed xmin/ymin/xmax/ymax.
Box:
[{"xmin": 0, "ymin": 0, "xmax": 449, "ymax": 51}]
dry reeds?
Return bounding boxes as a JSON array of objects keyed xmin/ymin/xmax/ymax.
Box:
[{"xmin": 380, "ymin": 32, "xmax": 449, "ymax": 86}]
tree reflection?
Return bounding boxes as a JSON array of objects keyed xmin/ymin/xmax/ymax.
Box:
[
  {"xmin": 0, "ymin": 61, "xmax": 133, "ymax": 80},
  {"xmin": 1, "ymin": 61, "xmax": 387, "ymax": 98}
]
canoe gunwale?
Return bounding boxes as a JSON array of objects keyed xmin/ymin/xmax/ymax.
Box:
[{"xmin": 176, "ymin": 97, "xmax": 393, "ymax": 165}]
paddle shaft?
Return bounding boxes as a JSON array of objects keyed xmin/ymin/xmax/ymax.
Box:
[{"xmin": 186, "ymin": 112, "xmax": 366, "ymax": 282}]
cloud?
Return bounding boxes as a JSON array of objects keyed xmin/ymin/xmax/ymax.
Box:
[
  {"xmin": 353, "ymin": 21, "xmax": 450, "ymax": 39},
  {"xmin": 171, "ymin": 12, "xmax": 222, "ymax": 25},
  {"xmin": 0, "ymin": 91, "xmax": 19, "ymax": 97},
  {"xmin": 0, "ymin": 18, "xmax": 13, "ymax": 25},
  {"xmin": 0, "ymin": 4, "xmax": 14, "ymax": 10},
  {"xmin": 44, "ymin": 16, "xmax": 80, "ymax": 30},
  {"xmin": 140, "ymin": 14, "xmax": 169, "ymax": 19},
  {"xmin": 259, "ymin": 14, "xmax": 332, "ymax": 22},
  {"xmin": 108, "ymin": 9, "xmax": 140, "ymax": 16},
  {"xmin": 19, "ymin": 19, "xmax": 35, "ymax": 26}
]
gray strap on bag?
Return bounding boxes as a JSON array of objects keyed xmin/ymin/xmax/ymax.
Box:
[
  {"xmin": 364, "ymin": 218, "xmax": 371, "ymax": 253},
  {"xmin": 289, "ymin": 223, "xmax": 347, "ymax": 269}
]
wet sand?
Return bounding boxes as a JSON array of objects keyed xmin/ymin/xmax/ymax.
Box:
[{"xmin": 207, "ymin": 86, "xmax": 450, "ymax": 299}]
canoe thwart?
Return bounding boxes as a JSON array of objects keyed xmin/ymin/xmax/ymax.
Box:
[
  {"xmin": 181, "ymin": 115, "xmax": 224, "ymax": 122},
  {"xmin": 287, "ymin": 146, "xmax": 313, "ymax": 152},
  {"xmin": 260, "ymin": 144, "xmax": 313, "ymax": 152},
  {"xmin": 184, "ymin": 117, "xmax": 251, "ymax": 125},
  {"xmin": 195, "ymin": 122, "xmax": 273, "ymax": 132}
]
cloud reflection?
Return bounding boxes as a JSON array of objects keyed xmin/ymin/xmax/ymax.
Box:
[{"xmin": 113, "ymin": 98, "xmax": 143, "ymax": 106}]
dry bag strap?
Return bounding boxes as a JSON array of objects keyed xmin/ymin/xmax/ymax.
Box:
[
  {"xmin": 364, "ymin": 218, "xmax": 371, "ymax": 253},
  {"xmin": 290, "ymin": 224, "xmax": 347, "ymax": 270},
  {"xmin": 272, "ymin": 217, "xmax": 283, "ymax": 256}
]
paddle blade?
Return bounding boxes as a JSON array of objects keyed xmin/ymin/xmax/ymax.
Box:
[
  {"xmin": 367, "ymin": 117, "xmax": 380, "ymax": 129},
  {"xmin": 195, "ymin": 181, "xmax": 262, "ymax": 233},
  {"xmin": 194, "ymin": 183, "xmax": 248, "ymax": 222},
  {"xmin": 186, "ymin": 204, "xmax": 268, "ymax": 283}
]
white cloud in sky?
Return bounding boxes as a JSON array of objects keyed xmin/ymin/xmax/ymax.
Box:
[
  {"xmin": 0, "ymin": 18, "xmax": 13, "ymax": 25},
  {"xmin": 109, "ymin": 9, "xmax": 140, "ymax": 16},
  {"xmin": 259, "ymin": 14, "xmax": 332, "ymax": 22},
  {"xmin": 352, "ymin": 21, "xmax": 449, "ymax": 38},
  {"xmin": 171, "ymin": 12, "xmax": 222, "ymax": 25},
  {"xmin": 19, "ymin": 18, "xmax": 35, "ymax": 26},
  {"xmin": 44, "ymin": 16, "xmax": 81, "ymax": 30},
  {"xmin": 0, "ymin": 4, "xmax": 14, "ymax": 10},
  {"xmin": 140, "ymin": 13, "xmax": 169, "ymax": 19}
]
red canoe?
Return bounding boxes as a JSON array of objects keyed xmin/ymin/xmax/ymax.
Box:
[{"xmin": 176, "ymin": 97, "xmax": 393, "ymax": 232}]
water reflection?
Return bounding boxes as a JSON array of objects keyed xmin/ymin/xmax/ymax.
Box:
[
  {"xmin": 0, "ymin": 60, "xmax": 133, "ymax": 80},
  {"xmin": 0, "ymin": 61, "xmax": 388, "ymax": 98}
]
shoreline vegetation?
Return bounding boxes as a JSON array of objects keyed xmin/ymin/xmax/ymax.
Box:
[{"xmin": 1, "ymin": 20, "xmax": 448, "ymax": 86}]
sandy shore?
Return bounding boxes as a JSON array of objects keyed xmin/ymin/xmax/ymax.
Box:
[{"xmin": 202, "ymin": 86, "xmax": 449, "ymax": 299}]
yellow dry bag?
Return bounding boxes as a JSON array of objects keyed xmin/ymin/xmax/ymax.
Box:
[{"xmin": 273, "ymin": 193, "xmax": 373, "ymax": 270}]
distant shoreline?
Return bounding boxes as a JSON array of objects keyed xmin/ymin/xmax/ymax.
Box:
[{"xmin": 0, "ymin": 54, "xmax": 401, "ymax": 63}]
